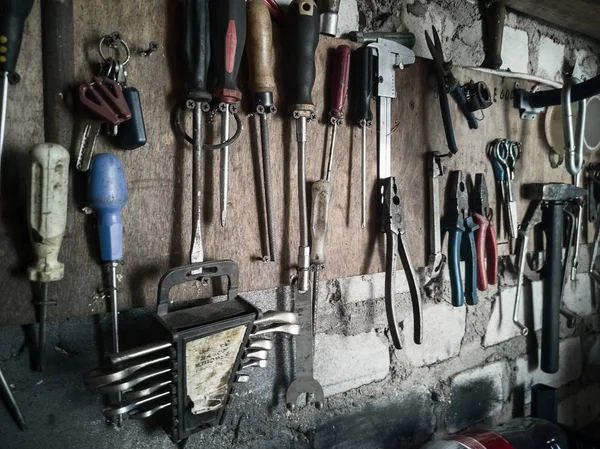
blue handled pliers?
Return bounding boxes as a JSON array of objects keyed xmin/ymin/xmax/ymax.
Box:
[{"xmin": 445, "ymin": 170, "xmax": 479, "ymax": 306}]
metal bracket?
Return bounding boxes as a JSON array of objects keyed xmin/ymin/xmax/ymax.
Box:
[{"xmin": 515, "ymin": 82, "xmax": 545, "ymax": 120}]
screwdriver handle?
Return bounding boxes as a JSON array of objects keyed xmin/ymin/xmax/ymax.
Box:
[
  {"xmin": 27, "ymin": 143, "xmax": 69, "ymax": 283},
  {"xmin": 184, "ymin": 0, "xmax": 212, "ymax": 102},
  {"xmin": 246, "ymin": 0, "xmax": 275, "ymax": 110},
  {"xmin": 285, "ymin": 0, "xmax": 320, "ymax": 115},
  {"xmin": 88, "ymin": 154, "xmax": 128, "ymax": 262},
  {"xmin": 329, "ymin": 45, "xmax": 351, "ymax": 120},
  {"xmin": 0, "ymin": 0, "xmax": 34, "ymax": 74},
  {"xmin": 310, "ymin": 179, "xmax": 332, "ymax": 265},
  {"xmin": 351, "ymin": 46, "xmax": 374, "ymax": 127},
  {"xmin": 211, "ymin": 0, "xmax": 247, "ymax": 104}
]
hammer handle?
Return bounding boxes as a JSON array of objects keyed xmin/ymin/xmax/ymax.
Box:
[
  {"xmin": 541, "ymin": 203, "xmax": 563, "ymax": 374},
  {"xmin": 246, "ymin": 0, "xmax": 275, "ymax": 101},
  {"xmin": 482, "ymin": 0, "xmax": 505, "ymax": 70}
]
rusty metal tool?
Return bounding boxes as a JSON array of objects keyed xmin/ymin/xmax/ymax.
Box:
[
  {"xmin": 247, "ymin": 0, "xmax": 277, "ymax": 261},
  {"xmin": 424, "ymin": 151, "xmax": 448, "ymax": 284}
]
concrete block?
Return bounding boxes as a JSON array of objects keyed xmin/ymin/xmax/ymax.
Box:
[
  {"xmin": 515, "ymin": 337, "xmax": 582, "ymax": 403},
  {"xmin": 558, "ymin": 384, "xmax": 600, "ymax": 428},
  {"xmin": 314, "ymin": 331, "xmax": 389, "ymax": 397},
  {"xmin": 537, "ymin": 36, "xmax": 565, "ymax": 81},
  {"xmin": 404, "ymin": 301, "xmax": 466, "ymax": 367},
  {"xmin": 314, "ymin": 386, "xmax": 434, "ymax": 449},
  {"xmin": 500, "ymin": 27, "xmax": 529, "ymax": 73},
  {"xmin": 447, "ymin": 362, "xmax": 506, "ymax": 433},
  {"xmin": 562, "ymin": 274, "xmax": 593, "ymax": 316},
  {"xmin": 338, "ymin": 272, "xmax": 409, "ymax": 306},
  {"xmin": 483, "ymin": 281, "xmax": 543, "ymax": 347}
]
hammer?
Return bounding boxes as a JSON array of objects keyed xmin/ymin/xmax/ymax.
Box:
[{"xmin": 523, "ymin": 183, "xmax": 586, "ymax": 374}]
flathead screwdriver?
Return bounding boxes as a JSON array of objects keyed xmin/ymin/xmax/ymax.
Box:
[
  {"xmin": 211, "ymin": 0, "xmax": 246, "ymax": 227},
  {"xmin": 0, "ymin": 0, "xmax": 34, "ymax": 187},
  {"xmin": 247, "ymin": 0, "xmax": 277, "ymax": 261},
  {"xmin": 183, "ymin": 0, "xmax": 211, "ymax": 264},
  {"xmin": 27, "ymin": 143, "xmax": 70, "ymax": 372},
  {"xmin": 285, "ymin": 0, "xmax": 320, "ymax": 293},
  {"xmin": 88, "ymin": 153, "xmax": 128, "ymax": 426},
  {"xmin": 350, "ymin": 46, "xmax": 374, "ymax": 229},
  {"xmin": 0, "ymin": 367, "xmax": 26, "ymax": 430}
]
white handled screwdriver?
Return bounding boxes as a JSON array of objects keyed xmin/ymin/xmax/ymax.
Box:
[{"xmin": 27, "ymin": 143, "xmax": 70, "ymax": 372}]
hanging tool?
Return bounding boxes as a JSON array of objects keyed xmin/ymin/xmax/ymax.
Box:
[
  {"xmin": 284, "ymin": 0, "xmax": 323, "ymax": 410},
  {"xmin": 318, "ymin": 0, "xmax": 340, "ymax": 36},
  {"xmin": 445, "ymin": 170, "xmax": 478, "ymax": 307},
  {"xmin": 311, "ymin": 44, "xmax": 350, "ymax": 336},
  {"xmin": 284, "ymin": 0, "xmax": 320, "ymax": 294},
  {"xmin": 0, "ymin": 367, "xmax": 26, "ymax": 430},
  {"xmin": 488, "ymin": 139, "xmax": 520, "ymax": 239},
  {"xmin": 27, "ymin": 143, "xmax": 70, "ymax": 372},
  {"xmin": 88, "ymin": 153, "xmax": 128, "ymax": 360},
  {"xmin": 588, "ymin": 164, "xmax": 600, "ymax": 282},
  {"xmin": 247, "ymin": 0, "xmax": 277, "ymax": 261},
  {"xmin": 211, "ymin": 0, "xmax": 246, "ymax": 227},
  {"xmin": 424, "ymin": 151, "xmax": 448, "ymax": 284},
  {"xmin": 367, "ymin": 38, "xmax": 421, "ymax": 349},
  {"xmin": 425, "ymin": 26, "xmax": 484, "ymax": 154},
  {"xmin": 0, "ymin": 0, "xmax": 35, "ymax": 186},
  {"xmin": 480, "ymin": 0, "xmax": 506, "ymax": 69},
  {"xmin": 523, "ymin": 183, "xmax": 586, "ymax": 374},
  {"xmin": 350, "ymin": 45, "xmax": 373, "ymax": 229},
  {"xmin": 472, "ymin": 173, "xmax": 497, "ymax": 292},
  {"xmin": 348, "ymin": 31, "xmax": 416, "ymax": 48}
]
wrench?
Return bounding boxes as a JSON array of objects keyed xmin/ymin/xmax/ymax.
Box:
[{"xmin": 286, "ymin": 283, "xmax": 324, "ymax": 410}]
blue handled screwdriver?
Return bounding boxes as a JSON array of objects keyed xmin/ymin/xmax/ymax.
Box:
[{"xmin": 88, "ymin": 153, "xmax": 128, "ymax": 355}]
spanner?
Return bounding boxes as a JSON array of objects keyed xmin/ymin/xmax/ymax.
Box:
[{"xmin": 286, "ymin": 282, "xmax": 324, "ymax": 410}]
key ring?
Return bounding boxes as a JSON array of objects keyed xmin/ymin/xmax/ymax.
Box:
[{"xmin": 99, "ymin": 32, "xmax": 131, "ymax": 66}]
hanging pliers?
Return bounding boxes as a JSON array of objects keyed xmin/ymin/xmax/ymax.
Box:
[
  {"xmin": 382, "ymin": 177, "xmax": 423, "ymax": 349},
  {"xmin": 472, "ymin": 173, "xmax": 498, "ymax": 292},
  {"xmin": 445, "ymin": 171, "xmax": 479, "ymax": 307},
  {"xmin": 425, "ymin": 26, "xmax": 478, "ymax": 154}
]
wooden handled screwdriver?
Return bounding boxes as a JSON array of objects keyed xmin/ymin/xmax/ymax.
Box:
[
  {"xmin": 311, "ymin": 44, "xmax": 350, "ymax": 315},
  {"xmin": 247, "ymin": 0, "xmax": 277, "ymax": 261},
  {"xmin": 285, "ymin": 0, "xmax": 320, "ymax": 293},
  {"xmin": 211, "ymin": 0, "xmax": 246, "ymax": 227},
  {"xmin": 27, "ymin": 143, "xmax": 70, "ymax": 372}
]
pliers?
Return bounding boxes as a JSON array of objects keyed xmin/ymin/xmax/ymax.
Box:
[
  {"xmin": 445, "ymin": 171, "xmax": 478, "ymax": 307},
  {"xmin": 382, "ymin": 177, "xmax": 423, "ymax": 349},
  {"xmin": 425, "ymin": 26, "xmax": 478, "ymax": 154},
  {"xmin": 472, "ymin": 173, "xmax": 498, "ymax": 292}
]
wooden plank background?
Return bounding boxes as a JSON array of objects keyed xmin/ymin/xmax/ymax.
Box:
[{"xmin": 0, "ymin": 1, "xmax": 591, "ymax": 325}]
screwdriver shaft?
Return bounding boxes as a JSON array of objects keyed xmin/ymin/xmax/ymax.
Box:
[
  {"xmin": 297, "ymin": 116, "xmax": 310, "ymax": 293},
  {"xmin": 38, "ymin": 282, "xmax": 48, "ymax": 372},
  {"xmin": 220, "ymin": 106, "xmax": 230, "ymax": 227},
  {"xmin": 191, "ymin": 102, "xmax": 204, "ymax": 263},
  {"xmin": 325, "ymin": 123, "xmax": 337, "ymax": 182},
  {"xmin": 361, "ymin": 124, "xmax": 366, "ymax": 229},
  {"xmin": 259, "ymin": 112, "xmax": 276, "ymax": 261},
  {"xmin": 0, "ymin": 368, "xmax": 26, "ymax": 430},
  {"xmin": 0, "ymin": 72, "xmax": 8, "ymax": 187}
]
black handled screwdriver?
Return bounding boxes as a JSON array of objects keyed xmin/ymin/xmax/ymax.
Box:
[
  {"xmin": 183, "ymin": 0, "xmax": 211, "ymax": 264},
  {"xmin": 0, "ymin": 0, "xmax": 34, "ymax": 187},
  {"xmin": 285, "ymin": 0, "xmax": 320, "ymax": 293},
  {"xmin": 211, "ymin": 0, "xmax": 246, "ymax": 227},
  {"xmin": 351, "ymin": 45, "xmax": 374, "ymax": 229}
]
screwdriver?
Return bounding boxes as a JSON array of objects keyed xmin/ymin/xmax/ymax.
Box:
[
  {"xmin": 285, "ymin": 0, "xmax": 320, "ymax": 294},
  {"xmin": 0, "ymin": 0, "xmax": 34, "ymax": 186},
  {"xmin": 247, "ymin": 0, "xmax": 277, "ymax": 261},
  {"xmin": 210, "ymin": 0, "xmax": 246, "ymax": 227},
  {"xmin": 183, "ymin": 0, "xmax": 211, "ymax": 264},
  {"xmin": 27, "ymin": 143, "xmax": 70, "ymax": 372},
  {"xmin": 311, "ymin": 44, "xmax": 350, "ymax": 314},
  {"xmin": 88, "ymin": 153, "xmax": 128, "ymax": 426},
  {"xmin": 0, "ymin": 367, "xmax": 26, "ymax": 430},
  {"xmin": 350, "ymin": 46, "xmax": 374, "ymax": 229}
]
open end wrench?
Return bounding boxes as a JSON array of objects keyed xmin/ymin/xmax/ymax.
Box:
[{"xmin": 286, "ymin": 283, "xmax": 324, "ymax": 410}]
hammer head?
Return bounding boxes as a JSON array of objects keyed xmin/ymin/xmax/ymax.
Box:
[
  {"xmin": 368, "ymin": 38, "xmax": 415, "ymax": 99},
  {"xmin": 523, "ymin": 183, "xmax": 587, "ymax": 202}
]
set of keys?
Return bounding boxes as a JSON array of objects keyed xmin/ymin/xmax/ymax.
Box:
[{"xmin": 75, "ymin": 33, "xmax": 147, "ymax": 172}]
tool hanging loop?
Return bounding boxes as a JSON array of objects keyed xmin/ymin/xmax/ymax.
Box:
[{"xmin": 563, "ymin": 76, "xmax": 587, "ymax": 176}]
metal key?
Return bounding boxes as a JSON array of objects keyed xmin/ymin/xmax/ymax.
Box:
[{"xmin": 75, "ymin": 119, "xmax": 102, "ymax": 171}]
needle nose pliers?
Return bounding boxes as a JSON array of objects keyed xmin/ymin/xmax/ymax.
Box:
[
  {"xmin": 445, "ymin": 170, "xmax": 479, "ymax": 306},
  {"xmin": 472, "ymin": 173, "xmax": 498, "ymax": 292}
]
